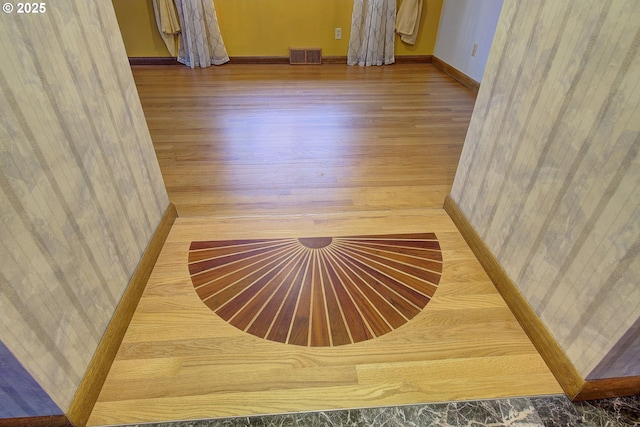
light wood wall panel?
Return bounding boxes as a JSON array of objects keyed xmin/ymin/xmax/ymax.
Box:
[
  {"xmin": 450, "ymin": 0, "xmax": 640, "ymax": 379},
  {"xmin": 0, "ymin": 0, "xmax": 168, "ymax": 414}
]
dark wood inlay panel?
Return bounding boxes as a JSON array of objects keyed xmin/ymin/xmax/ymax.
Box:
[
  {"xmin": 299, "ymin": 237, "xmax": 333, "ymax": 248},
  {"xmin": 188, "ymin": 233, "xmax": 442, "ymax": 346}
]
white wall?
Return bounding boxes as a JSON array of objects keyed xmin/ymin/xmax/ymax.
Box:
[{"xmin": 434, "ymin": 0, "xmax": 504, "ymax": 83}]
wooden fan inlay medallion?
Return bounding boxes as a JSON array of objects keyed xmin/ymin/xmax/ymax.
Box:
[{"xmin": 188, "ymin": 233, "xmax": 442, "ymax": 347}]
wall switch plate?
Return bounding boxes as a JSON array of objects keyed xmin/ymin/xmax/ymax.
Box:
[
  {"xmin": 472, "ymin": 42, "xmax": 479, "ymax": 57},
  {"xmin": 335, "ymin": 28, "xmax": 342, "ymax": 40}
]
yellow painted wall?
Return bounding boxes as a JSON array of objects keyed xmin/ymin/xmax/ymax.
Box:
[
  {"xmin": 111, "ymin": 0, "xmax": 442, "ymax": 58},
  {"xmin": 112, "ymin": 0, "xmax": 169, "ymax": 57}
]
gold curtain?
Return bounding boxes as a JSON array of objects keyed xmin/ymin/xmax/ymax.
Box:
[
  {"xmin": 152, "ymin": 0, "xmax": 181, "ymax": 56},
  {"xmin": 396, "ymin": 0, "xmax": 423, "ymax": 45}
]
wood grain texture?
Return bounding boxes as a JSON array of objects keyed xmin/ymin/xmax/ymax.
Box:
[
  {"xmin": 188, "ymin": 234, "xmax": 442, "ymax": 346},
  {"xmin": 88, "ymin": 210, "xmax": 562, "ymax": 426},
  {"xmin": 0, "ymin": 415, "xmax": 72, "ymax": 427},
  {"xmin": 67, "ymin": 204, "xmax": 177, "ymax": 427},
  {"xmin": 574, "ymin": 376, "xmax": 640, "ymax": 401},
  {"xmin": 133, "ymin": 63, "xmax": 475, "ymax": 217}
]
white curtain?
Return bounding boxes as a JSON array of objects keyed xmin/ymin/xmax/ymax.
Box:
[
  {"xmin": 153, "ymin": 0, "xmax": 229, "ymax": 68},
  {"xmin": 347, "ymin": 0, "xmax": 396, "ymax": 66}
]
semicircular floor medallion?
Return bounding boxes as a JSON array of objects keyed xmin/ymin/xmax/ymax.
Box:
[{"xmin": 188, "ymin": 233, "xmax": 442, "ymax": 347}]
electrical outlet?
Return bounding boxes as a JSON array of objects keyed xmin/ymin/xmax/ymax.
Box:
[
  {"xmin": 335, "ymin": 28, "xmax": 342, "ymax": 40},
  {"xmin": 471, "ymin": 42, "xmax": 478, "ymax": 57}
]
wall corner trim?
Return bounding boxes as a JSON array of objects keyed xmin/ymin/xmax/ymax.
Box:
[
  {"xmin": 0, "ymin": 415, "xmax": 73, "ymax": 427},
  {"xmin": 129, "ymin": 57, "xmax": 179, "ymax": 66},
  {"xmin": 573, "ymin": 376, "xmax": 640, "ymax": 401},
  {"xmin": 127, "ymin": 55, "xmax": 433, "ymax": 66},
  {"xmin": 432, "ymin": 57, "xmax": 480, "ymax": 93},
  {"xmin": 443, "ymin": 195, "xmax": 640, "ymax": 401},
  {"xmin": 65, "ymin": 203, "xmax": 178, "ymax": 427}
]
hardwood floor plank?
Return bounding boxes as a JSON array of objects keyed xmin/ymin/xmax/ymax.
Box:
[
  {"xmin": 98, "ymin": 362, "xmax": 359, "ymax": 401},
  {"xmin": 90, "ymin": 374, "xmax": 556, "ymax": 426},
  {"xmin": 355, "ymin": 354, "xmax": 557, "ymax": 384}
]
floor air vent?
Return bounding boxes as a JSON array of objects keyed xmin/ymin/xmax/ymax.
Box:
[{"xmin": 289, "ymin": 48, "xmax": 322, "ymax": 64}]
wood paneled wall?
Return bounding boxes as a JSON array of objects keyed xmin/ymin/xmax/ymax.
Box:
[
  {"xmin": 450, "ymin": 0, "xmax": 640, "ymax": 380},
  {"xmin": 0, "ymin": 0, "xmax": 168, "ymax": 416}
]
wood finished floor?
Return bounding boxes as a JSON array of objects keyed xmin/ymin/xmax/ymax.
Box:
[
  {"xmin": 88, "ymin": 64, "xmax": 562, "ymax": 426},
  {"xmin": 134, "ymin": 63, "xmax": 474, "ymax": 217}
]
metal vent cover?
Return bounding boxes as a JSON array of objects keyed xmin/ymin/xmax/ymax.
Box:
[{"xmin": 289, "ymin": 48, "xmax": 322, "ymax": 65}]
